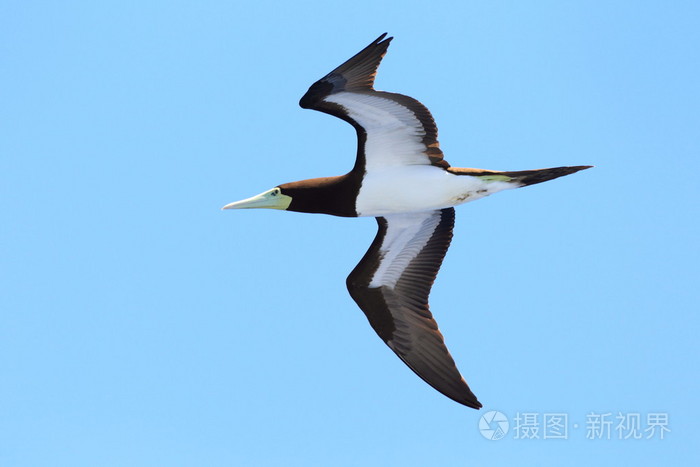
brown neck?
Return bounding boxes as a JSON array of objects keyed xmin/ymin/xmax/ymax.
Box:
[{"xmin": 279, "ymin": 172, "xmax": 362, "ymax": 217}]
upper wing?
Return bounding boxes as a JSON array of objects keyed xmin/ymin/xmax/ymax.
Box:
[
  {"xmin": 299, "ymin": 34, "xmax": 450, "ymax": 172},
  {"xmin": 346, "ymin": 208, "xmax": 481, "ymax": 408}
]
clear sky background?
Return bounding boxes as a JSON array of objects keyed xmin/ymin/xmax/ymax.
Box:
[{"xmin": 2, "ymin": 1, "xmax": 699, "ymax": 466}]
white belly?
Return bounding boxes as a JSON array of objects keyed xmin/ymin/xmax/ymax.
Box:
[{"xmin": 355, "ymin": 166, "xmax": 515, "ymax": 217}]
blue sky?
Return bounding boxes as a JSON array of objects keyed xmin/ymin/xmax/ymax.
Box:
[{"xmin": 2, "ymin": 1, "xmax": 699, "ymax": 465}]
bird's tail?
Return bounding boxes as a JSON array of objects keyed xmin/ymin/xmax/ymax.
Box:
[{"xmin": 447, "ymin": 165, "xmax": 592, "ymax": 186}]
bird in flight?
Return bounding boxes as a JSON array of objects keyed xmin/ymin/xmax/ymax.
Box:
[{"xmin": 224, "ymin": 34, "xmax": 590, "ymax": 408}]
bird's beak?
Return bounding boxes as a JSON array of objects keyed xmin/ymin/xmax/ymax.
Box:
[{"xmin": 222, "ymin": 188, "xmax": 292, "ymax": 211}]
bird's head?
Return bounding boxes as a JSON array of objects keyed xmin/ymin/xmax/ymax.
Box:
[
  {"xmin": 223, "ymin": 176, "xmax": 356, "ymax": 217},
  {"xmin": 222, "ymin": 186, "xmax": 292, "ymax": 211}
]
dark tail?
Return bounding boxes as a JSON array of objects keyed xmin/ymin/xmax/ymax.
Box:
[
  {"xmin": 501, "ymin": 165, "xmax": 592, "ymax": 186},
  {"xmin": 447, "ymin": 165, "xmax": 592, "ymax": 186}
]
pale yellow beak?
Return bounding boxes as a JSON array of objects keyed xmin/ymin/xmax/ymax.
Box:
[{"xmin": 222, "ymin": 187, "xmax": 292, "ymax": 211}]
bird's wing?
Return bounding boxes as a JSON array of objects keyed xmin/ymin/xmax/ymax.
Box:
[
  {"xmin": 346, "ymin": 208, "xmax": 481, "ymax": 408},
  {"xmin": 299, "ymin": 34, "xmax": 450, "ymax": 172}
]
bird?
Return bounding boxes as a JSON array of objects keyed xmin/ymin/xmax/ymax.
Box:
[{"xmin": 223, "ymin": 33, "xmax": 590, "ymax": 409}]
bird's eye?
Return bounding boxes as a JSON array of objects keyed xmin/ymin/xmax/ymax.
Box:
[{"xmin": 271, "ymin": 190, "xmax": 278, "ymax": 197}]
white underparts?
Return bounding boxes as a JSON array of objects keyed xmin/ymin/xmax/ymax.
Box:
[{"xmin": 355, "ymin": 166, "xmax": 516, "ymax": 217}]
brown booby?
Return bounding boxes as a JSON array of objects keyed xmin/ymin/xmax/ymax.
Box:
[{"xmin": 224, "ymin": 34, "xmax": 590, "ymax": 409}]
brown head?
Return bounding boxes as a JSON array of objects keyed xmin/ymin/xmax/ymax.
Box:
[{"xmin": 222, "ymin": 174, "xmax": 360, "ymax": 217}]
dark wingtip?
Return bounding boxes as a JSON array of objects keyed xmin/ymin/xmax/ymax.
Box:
[
  {"xmin": 329, "ymin": 33, "xmax": 393, "ymax": 91},
  {"xmin": 460, "ymin": 395, "xmax": 483, "ymax": 409},
  {"xmin": 454, "ymin": 379, "xmax": 482, "ymax": 409},
  {"xmin": 299, "ymin": 33, "xmax": 395, "ymax": 109},
  {"xmin": 375, "ymin": 32, "xmax": 390, "ymax": 42}
]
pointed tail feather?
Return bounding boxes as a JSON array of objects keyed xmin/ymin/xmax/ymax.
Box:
[
  {"xmin": 448, "ymin": 165, "xmax": 592, "ymax": 186},
  {"xmin": 501, "ymin": 165, "xmax": 592, "ymax": 186}
]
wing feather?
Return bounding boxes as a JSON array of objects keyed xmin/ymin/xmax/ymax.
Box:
[
  {"xmin": 299, "ymin": 34, "xmax": 450, "ymax": 172},
  {"xmin": 346, "ymin": 208, "xmax": 481, "ymax": 408}
]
